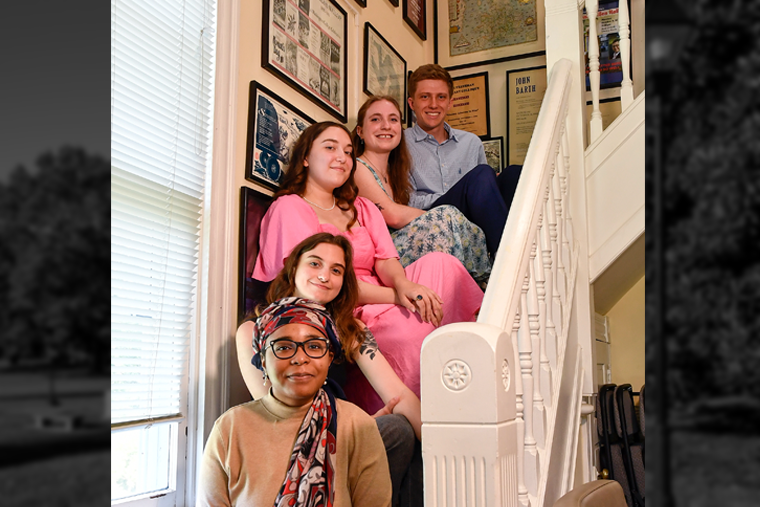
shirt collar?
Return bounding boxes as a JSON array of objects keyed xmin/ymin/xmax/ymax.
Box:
[{"xmin": 410, "ymin": 122, "xmax": 459, "ymax": 143}]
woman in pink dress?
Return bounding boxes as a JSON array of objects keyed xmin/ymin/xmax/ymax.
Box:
[{"xmin": 253, "ymin": 121, "xmax": 483, "ymax": 414}]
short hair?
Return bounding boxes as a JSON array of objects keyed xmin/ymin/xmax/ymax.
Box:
[{"xmin": 408, "ymin": 64, "xmax": 454, "ymax": 98}]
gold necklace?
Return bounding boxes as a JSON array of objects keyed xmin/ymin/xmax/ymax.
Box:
[{"xmin": 302, "ymin": 195, "xmax": 336, "ymax": 211}]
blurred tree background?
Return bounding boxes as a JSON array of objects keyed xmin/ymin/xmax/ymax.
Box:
[
  {"xmin": 0, "ymin": 147, "xmax": 109, "ymax": 374},
  {"xmin": 657, "ymin": 0, "xmax": 760, "ymax": 405}
]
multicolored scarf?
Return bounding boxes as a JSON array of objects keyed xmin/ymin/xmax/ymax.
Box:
[{"xmin": 252, "ymin": 297, "xmax": 342, "ymax": 507}]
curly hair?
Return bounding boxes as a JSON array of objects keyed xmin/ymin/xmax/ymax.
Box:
[
  {"xmin": 351, "ymin": 96, "xmax": 414, "ymax": 205},
  {"xmin": 408, "ymin": 63, "xmax": 454, "ymax": 98},
  {"xmin": 264, "ymin": 232, "xmax": 363, "ymax": 362},
  {"xmin": 275, "ymin": 122, "xmax": 359, "ymax": 229}
]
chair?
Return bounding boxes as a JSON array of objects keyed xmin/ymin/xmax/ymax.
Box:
[
  {"xmin": 597, "ymin": 384, "xmax": 634, "ymax": 506},
  {"xmin": 553, "ymin": 480, "xmax": 627, "ymax": 507},
  {"xmin": 614, "ymin": 384, "xmax": 645, "ymax": 506}
]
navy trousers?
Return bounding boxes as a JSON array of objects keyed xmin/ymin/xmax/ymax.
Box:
[{"xmin": 431, "ymin": 164, "xmax": 523, "ymax": 254}]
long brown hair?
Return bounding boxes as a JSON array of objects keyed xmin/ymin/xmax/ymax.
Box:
[
  {"xmin": 276, "ymin": 122, "xmax": 359, "ymax": 228},
  {"xmin": 351, "ymin": 96, "xmax": 413, "ymax": 205},
  {"xmin": 265, "ymin": 232, "xmax": 363, "ymax": 362}
]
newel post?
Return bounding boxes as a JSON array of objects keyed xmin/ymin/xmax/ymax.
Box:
[{"xmin": 421, "ymin": 322, "xmax": 519, "ymax": 507}]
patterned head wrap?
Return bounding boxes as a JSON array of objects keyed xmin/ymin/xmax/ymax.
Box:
[
  {"xmin": 252, "ymin": 297, "xmax": 341, "ymax": 507},
  {"xmin": 251, "ymin": 297, "xmax": 342, "ymax": 370}
]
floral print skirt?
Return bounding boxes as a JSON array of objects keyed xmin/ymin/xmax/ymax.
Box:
[{"xmin": 391, "ymin": 205, "xmax": 491, "ymax": 284}]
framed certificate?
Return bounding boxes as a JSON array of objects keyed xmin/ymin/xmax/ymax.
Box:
[
  {"xmin": 262, "ymin": 0, "xmax": 348, "ymax": 121},
  {"xmin": 444, "ymin": 71, "xmax": 491, "ymax": 138},
  {"xmin": 435, "ymin": 0, "xmax": 545, "ymax": 70},
  {"xmin": 506, "ymin": 66, "xmax": 547, "ymax": 166},
  {"xmin": 363, "ymin": 23, "xmax": 407, "ymax": 121},
  {"xmin": 244, "ymin": 81, "xmax": 315, "ymax": 190},
  {"xmin": 403, "ymin": 0, "xmax": 426, "ymax": 41}
]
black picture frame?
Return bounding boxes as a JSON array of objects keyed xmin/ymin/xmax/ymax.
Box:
[
  {"xmin": 388, "ymin": 0, "xmax": 399, "ymax": 6},
  {"xmin": 405, "ymin": 70, "xmax": 416, "ymax": 129},
  {"xmin": 403, "ymin": 0, "xmax": 426, "ymax": 41},
  {"xmin": 363, "ymin": 23, "xmax": 408, "ymax": 122},
  {"xmin": 244, "ymin": 81, "xmax": 316, "ymax": 191},
  {"xmin": 481, "ymin": 136, "xmax": 504, "ymax": 174},
  {"xmin": 262, "ymin": 0, "xmax": 348, "ymax": 122},
  {"xmin": 446, "ymin": 71, "xmax": 491, "ymax": 139},
  {"xmin": 353, "ymin": 0, "xmax": 366, "ymax": 7},
  {"xmin": 238, "ymin": 187, "xmax": 274, "ymax": 324}
]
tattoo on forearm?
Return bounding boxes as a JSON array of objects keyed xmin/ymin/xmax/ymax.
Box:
[
  {"xmin": 374, "ymin": 202, "xmax": 384, "ymax": 211},
  {"xmin": 359, "ymin": 328, "xmax": 378, "ymax": 360}
]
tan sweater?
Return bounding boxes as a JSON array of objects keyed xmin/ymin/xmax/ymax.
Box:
[{"xmin": 198, "ymin": 393, "xmax": 392, "ymax": 507}]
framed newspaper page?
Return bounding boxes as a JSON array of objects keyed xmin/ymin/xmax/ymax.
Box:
[
  {"xmin": 583, "ymin": 0, "xmax": 631, "ymax": 89},
  {"xmin": 506, "ymin": 65, "xmax": 547, "ymax": 166},
  {"xmin": 444, "ymin": 71, "xmax": 491, "ymax": 138},
  {"xmin": 262, "ymin": 0, "xmax": 348, "ymax": 121},
  {"xmin": 363, "ymin": 23, "xmax": 407, "ymax": 122},
  {"xmin": 435, "ymin": 0, "xmax": 545, "ymax": 70},
  {"xmin": 244, "ymin": 81, "xmax": 315, "ymax": 190}
]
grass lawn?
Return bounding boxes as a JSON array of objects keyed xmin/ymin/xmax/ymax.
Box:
[{"xmin": 0, "ymin": 450, "xmax": 109, "ymax": 507}]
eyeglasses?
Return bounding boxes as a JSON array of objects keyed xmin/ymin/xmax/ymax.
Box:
[{"xmin": 266, "ymin": 338, "xmax": 330, "ymax": 360}]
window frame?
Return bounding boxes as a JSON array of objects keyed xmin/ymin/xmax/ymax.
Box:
[{"xmin": 111, "ymin": 0, "xmax": 239, "ymax": 505}]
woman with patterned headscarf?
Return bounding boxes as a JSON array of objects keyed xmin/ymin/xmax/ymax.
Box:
[{"xmin": 198, "ymin": 298, "xmax": 391, "ymax": 506}]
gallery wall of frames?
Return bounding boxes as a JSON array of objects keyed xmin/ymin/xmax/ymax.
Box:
[{"xmin": 229, "ymin": 0, "xmax": 645, "ymax": 405}]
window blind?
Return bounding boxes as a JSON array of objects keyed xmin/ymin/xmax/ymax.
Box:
[{"xmin": 111, "ymin": 0, "xmax": 216, "ymax": 425}]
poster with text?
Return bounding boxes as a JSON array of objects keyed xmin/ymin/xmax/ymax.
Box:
[{"xmin": 506, "ymin": 66, "xmax": 547, "ymax": 166}]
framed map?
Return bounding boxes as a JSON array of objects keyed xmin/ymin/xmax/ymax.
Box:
[
  {"xmin": 262, "ymin": 0, "xmax": 348, "ymax": 121},
  {"xmin": 435, "ymin": 0, "xmax": 546, "ymax": 69},
  {"xmin": 363, "ymin": 23, "xmax": 407, "ymax": 121},
  {"xmin": 244, "ymin": 81, "xmax": 315, "ymax": 190}
]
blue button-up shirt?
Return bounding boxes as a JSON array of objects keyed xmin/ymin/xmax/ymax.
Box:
[{"xmin": 404, "ymin": 123, "xmax": 487, "ymax": 209}]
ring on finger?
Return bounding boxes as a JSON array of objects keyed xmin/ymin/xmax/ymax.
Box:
[{"xmin": 416, "ymin": 294, "xmax": 423, "ymax": 301}]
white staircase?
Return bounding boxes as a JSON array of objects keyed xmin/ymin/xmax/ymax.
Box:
[{"xmin": 419, "ymin": 0, "xmax": 645, "ymax": 505}]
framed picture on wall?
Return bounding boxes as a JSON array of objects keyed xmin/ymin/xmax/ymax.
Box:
[
  {"xmin": 363, "ymin": 23, "xmax": 407, "ymax": 122},
  {"xmin": 482, "ymin": 136, "xmax": 504, "ymax": 174},
  {"xmin": 506, "ymin": 65, "xmax": 547, "ymax": 166},
  {"xmin": 405, "ymin": 70, "xmax": 417, "ymax": 129},
  {"xmin": 583, "ymin": 0, "xmax": 631, "ymax": 89},
  {"xmin": 387, "ymin": 0, "xmax": 399, "ymax": 6},
  {"xmin": 444, "ymin": 71, "xmax": 491, "ymax": 138},
  {"xmin": 403, "ymin": 0, "xmax": 426, "ymax": 41},
  {"xmin": 434, "ymin": 0, "xmax": 546, "ymax": 69},
  {"xmin": 262, "ymin": 0, "xmax": 348, "ymax": 121},
  {"xmin": 244, "ymin": 81, "xmax": 315, "ymax": 190},
  {"xmin": 238, "ymin": 186, "xmax": 274, "ymax": 324}
]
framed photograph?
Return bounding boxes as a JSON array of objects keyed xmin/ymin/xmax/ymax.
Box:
[
  {"xmin": 262, "ymin": 0, "xmax": 348, "ymax": 121},
  {"xmin": 506, "ymin": 66, "xmax": 547, "ymax": 166},
  {"xmin": 482, "ymin": 137, "xmax": 504, "ymax": 174},
  {"xmin": 583, "ymin": 0, "xmax": 630, "ymax": 89},
  {"xmin": 435, "ymin": 0, "xmax": 545, "ymax": 70},
  {"xmin": 444, "ymin": 72, "xmax": 491, "ymax": 138},
  {"xmin": 244, "ymin": 81, "xmax": 315, "ymax": 190},
  {"xmin": 363, "ymin": 23, "xmax": 407, "ymax": 121},
  {"xmin": 403, "ymin": 0, "xmax": 426, "ymax": 41},
  {"xmin": 586, "ymin": 97, "xmax": 622, "ymax": 138},
  {"xmin": 238, "ymin": 187, "xmax": 274, "ymax": 324}
]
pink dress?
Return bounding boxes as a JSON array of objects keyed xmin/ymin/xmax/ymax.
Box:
[{"xmin": 253, "ymin": 194, "xmax": 484, "ymax": 414}]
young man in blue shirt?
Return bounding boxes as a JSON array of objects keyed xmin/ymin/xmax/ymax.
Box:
[{"xmin": 404, "ymin": 64, "xmax": 522, "ymax": 256}]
